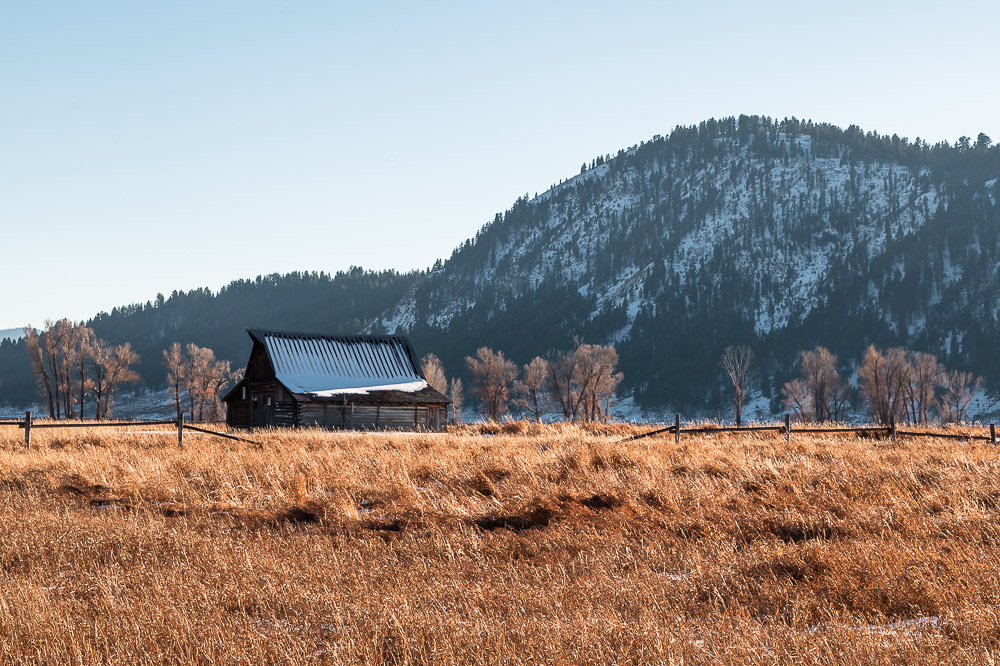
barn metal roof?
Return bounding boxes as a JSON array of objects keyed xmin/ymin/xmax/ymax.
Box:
[{"xmin": 246, "ymin": 328, "xmax": 430, "ymax": 398}]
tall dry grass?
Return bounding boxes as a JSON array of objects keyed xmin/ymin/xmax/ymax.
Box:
[{"xmin": 0, "ymin": 421, "xmax": 997, "ymax": 664}]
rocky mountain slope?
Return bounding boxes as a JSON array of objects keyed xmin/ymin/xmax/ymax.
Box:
[{"xmin": 371, "ymin": 116, "xmax": 1000, "ymax": 411}]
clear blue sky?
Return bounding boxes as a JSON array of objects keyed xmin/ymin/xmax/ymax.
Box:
[{"xmin": 2, "ymin": 1, "xmax": 998, "ymax": 328}]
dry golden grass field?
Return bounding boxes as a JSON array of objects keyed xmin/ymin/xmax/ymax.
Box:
[{"xmin": 0, "ymin": 420, "xmax": 998, "ymax": 665}]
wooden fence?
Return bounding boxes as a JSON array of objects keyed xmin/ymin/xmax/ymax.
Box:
[
  {"xmin": 621, "ymin": 414, "xmax": 998, "ymax": 445},
  {"xmin": 4, "ymin": 411, "xmax": 996, "ymax": 448},
  {"xmin": 0, "ymin": 412, "xmax": 257, "ymax": 449}
]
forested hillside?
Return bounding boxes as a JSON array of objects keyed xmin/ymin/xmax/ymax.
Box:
[
  {"xmin": 0, "ymin": 269, "xmax": 419, "ymax": 406},
  {"xmin": 374, "ymin": 116, "xmax": 1000, "ymax": 412}
]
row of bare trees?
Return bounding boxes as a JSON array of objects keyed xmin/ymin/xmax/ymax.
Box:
[
  {"xmin": 776, "ymin": 345, "xmax": 983, "ymax": 425},
  {"xmin": 23, "ymin": 321, "xmax": 238, "ymax": 422},
  {"xmin": 533, "ymin": 343, "xmax": 623, "ymax": 422},
  {"xmin": 422, "ymin": 341, "xmax": 623, "ymax": 423},
  {"xmin": 855, "ymin": 346, "xmax": 981, "ymax": 425},
  {"xmin": 24, "ymin": 321, "xmax": 140, "ymax": 419},
  {"xmin": 163, "ymin": 343, "xmax": 239, "ymax": 423}
]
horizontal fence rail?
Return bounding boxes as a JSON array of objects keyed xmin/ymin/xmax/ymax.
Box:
[
  {"xmin": 896, "ymin": 429, "xmax": 995, "ymax": 442},
  {"xmin": 678, "ymin": 425, "xmax": 786, "ymax": 434},
  {"xmin": 784, "ymin": 427, "xmax": 888, "ymax": 434},
  {"xmin": 8, "ymin": 411, "xmax": 260, "ymax": 449},
  {"xmin": 621, "ymin": 414, "xmax": 998, "ymax": 446},
  {"xmin": 8, "ymin": 411, "xmax": 997, "ymax": 447},
  {"xmin": 18, "ymin": 419, "xmax": 177, "ymax": 429}
]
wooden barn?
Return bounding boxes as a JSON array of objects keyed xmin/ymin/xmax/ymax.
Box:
[{"xmin": 223, "ymin": 328, "xmax": 450, "ymax": 431}]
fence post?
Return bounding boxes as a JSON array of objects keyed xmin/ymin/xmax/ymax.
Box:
[
  {"xmin": 785, "ymin": 413, "xmax": 791, "ymax": 443},
  {"xmin": 24, "ymin": 411, "xmax": 31, "ymax": 450},
  {"xmin": 991, "ymin": 423, "xmax": 996, "ymax": 445},
  {"xmin": 890, "ymin": 415, "xmax": 897, "ymax": 443},
  {"xmin": 177, "ymin": 413, "xmax": 184, "ymax": 447},
  {"xmin": 674, "ymin": 414, "xmax": 680, "ymax": 444}
]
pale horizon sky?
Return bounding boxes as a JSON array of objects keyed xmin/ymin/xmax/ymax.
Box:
[{"xmin": 2, "ymin": 1, "xmax": 999, "ymax": 329}]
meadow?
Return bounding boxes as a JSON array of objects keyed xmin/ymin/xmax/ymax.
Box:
[{"xmin": 0, "ymin": 421, "xmax": 997, "ymax": 664}]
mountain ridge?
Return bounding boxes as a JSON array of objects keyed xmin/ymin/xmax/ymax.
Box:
[
  {"xmin": 1, "ymin": 115, "xmax": 998, "ymax": 417},
  {"xmin": 370, "ymin": 116, "xmax": 999, "ymax": 411}
]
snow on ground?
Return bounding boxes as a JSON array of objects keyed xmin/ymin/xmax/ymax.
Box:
[
  {"xmin": 0, "ymin": 387, "xmax": 176, "ymax": 421},
  {"xmin": 606, "ymin": 387, "xmax": 1000, "ymax": 426},
  {"xmin": 963, "ymin": 389, "xmax": 1000, "ymax": 422}
]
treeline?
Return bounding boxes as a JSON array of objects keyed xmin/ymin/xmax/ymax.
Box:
[
  {"xmin": 0, "ymin": 268, "xmax": 419, "ymax": 406},
  {"xmin": 722, "ymin": 344, "xmax": 984, "ymax": 426},
  {"xmin": 22, "ymin": 321, "xmax": 238, "ymax": 422},
  {"xmin": 420, "ymin": 340, "xmax": 623, "ymax": 423}
]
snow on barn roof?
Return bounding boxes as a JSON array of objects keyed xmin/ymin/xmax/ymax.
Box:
[{"xmin": 247, "ymin": 328, "xmax": 429, "ymax": 397}]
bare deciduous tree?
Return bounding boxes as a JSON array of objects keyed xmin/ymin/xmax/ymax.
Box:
[
  {"xmin": 720, "ymin": 345, "xmax": 754, "ymax": 426},
  {"xmin": 71, "ymin": 326, "xmax": 96, "ymax": 419},
  {"xmin": 421, "ymin": 353, "xmax": 448, "ymax": 395},
  {"xmin": 163, "ymin": 343, "xmax": 186, "ymax": 423},
  {"xmin": 858, "ymin": 346, "xmax": 910, "ymax": 425},
  {"xmin": 801, "ymin": 347, "xmax": 840, "ymax": 423},
  {"xmin": 576, "ymin": 344, "xmax": 623, "ymax": 422},
  {"xmin": 904, "ymin": 352, "xmax": 944, "ymax": 424},
  {"xmin": 782, "ymin": 378, "xmax": 812, "ymax": 422},
  {"xmin": 93, "ymin": 342, "xmax": 140, "ymax": 419},
  {"xmin": 830, "ymin": 380, "xmax": 853, "ymax": 422},
  {"xmin": 545, "ymin": 343, "xmax": 623, "ymax": 423},
  {"xmin": 546, "ymin": 351, "xmax": 577, "ymax": 422},
  {"xmin": 941, "ymin": 370, "xmax": 982, "ymax": 424},
  {"xmin": 43, "ymin": 320, "xmax": 70, "ymax": 419},
  {"xmin": 209, "ymin": 362, "xmax": 239, "ymax": 421},
  {"xmin": 513, "ymin": 357, "xmax": 548, "ymax": 422},
  {"xmin": 91, "ymin": 342, "xmax": 110, "ymax": 418},
  {"xmin": 24, "ymin": 327, "xmax": 55, "ymax": 418},
  {"xmin": 178, "ymin": 344, "xmax": 235, "ymax": 422},
  {"xmin": 448, "ymin": 377, "xmax": 464, "ymax": 424},
  {"xmin": 782, "ymin": 347, "xmax": 849, "ymax": 423},
  {"xmin": 185, "ymin": 344, "xmax": 209, "ymax": 420},
  {"xmin": 465, "ymin": 347, "xmax": 518, "ymax": 421}
]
